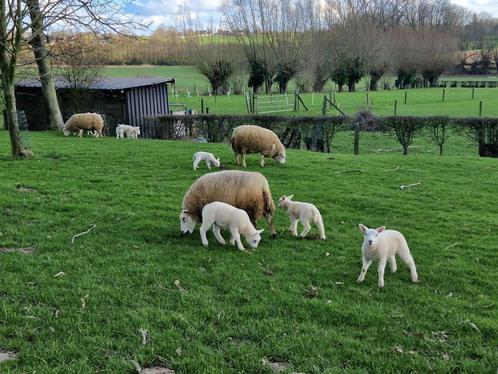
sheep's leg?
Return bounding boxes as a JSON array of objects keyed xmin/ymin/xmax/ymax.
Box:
[
  {"xmin": 235, "ymin": 154, "xmax": 240, "ymax": 165},
  {"xmin": 357, "ymin": 257, "xmax": 372, "ymax": 283},
  {"xmin": 193, "ymin": 157, "xmax": 200, "ymax": 170},
  {"xmin": 241, "ymin": 153, "xmax": 247, "ymax": 168},
  {"xmin": 78, "ymin": 129, "xmax": 84, "ymax": 138},
  {"xmin": 377, "ymin": 257, "xmax": 387, "ymax": 288},
  {"xmin": 212, "ymin": 225, "xmax": 226, "ymax": 245},
  {"xmin": 300, "ymin": 220, "xmax": 311, "ymax": 238},
  {"xmin": 264, "ymin": 212, "xmax": 277, "ymax": 238},
  {"xmin": 260, "ymin": 154, "xmax": 265, "ymax": 167},
  {"xmin": 398, "ymin": 249, "xmax": 418, "ymax": 282},
  {"xmin": 206, "ymin": 160, "xmax": 211, "ymax": 170},
  {"xmin": 389, "ymin": 255, "xmax": 397, "ymax": 273},
  {"xmin": 199, "ymin": 223, "xmax": 210, "ymax": 247},
  {"xmin": 316, "ymin": 216, "xmax": 326, "ymax": 240}
]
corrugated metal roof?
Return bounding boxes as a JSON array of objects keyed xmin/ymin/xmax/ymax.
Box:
[{"xmin": 15, "ymin": 77, "xmax": 175, "ymax": 90}]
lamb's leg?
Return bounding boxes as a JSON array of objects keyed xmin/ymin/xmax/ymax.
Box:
[
  {"xmin": 193, "ymin": 157, "xmax": 200, "ymax": 170},
  {"xmin": 200, "ymin": 223, "xmax": 210, "ymax": 247},
  {"xmin": 289, "ymin": 217, "xmax": 299, "ymax": 236},
  {"xmin": 241, "ymin": 153, "xmax": 247, "ymax": 168},
  {"xmin": 212, "ymin": 225, "xmax": 226, "ymax": 245},
  {"xmin": 398, "ymin": 248, "xmax": 418, "ymax": 282},
  {"xmin": 260, "ymin": 154, "xmax": 265, "ymax": 167},
  {"xmin": 377, "ymin": 257, "xmax": 387, "ymax": 288},
  {"xmin": 389, "ymin": 255, "xmax": 397, "ymax": 273},
  {"xmin": 357, "ymin": 256, "xmax": 372, "ymax": 283},
  {"xmin": 230, "ymin": 228, "xmax": 245, "ymax": 251},
  {"xmin": 315, "ymin": 215, "xmax": 326, "ymax": 240},
  {"xmin": 206, "ymin": 160, "xmax": 211, "ymax": 170},
  {"xmin": 300, "ymin": 219, "xmax": 311, "ymax": 238}
]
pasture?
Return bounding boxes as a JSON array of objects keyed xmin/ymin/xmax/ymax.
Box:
[{"xmin": 0, "ymin": 131, "xmax": 497, "ymax": 372}]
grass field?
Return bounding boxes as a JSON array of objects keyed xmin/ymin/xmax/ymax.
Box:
[
  {"xmin": 102, "ymin": 65, "xmax": 498, "ymax": 117},
  {"xmin": 0, "ymin": 131, "xmax": 497, "ymax": 372}
]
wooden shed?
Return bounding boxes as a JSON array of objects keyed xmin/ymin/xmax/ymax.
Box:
[{"xmin": 15, "ymin": 77, "xmax": 175, "ymax": 131}]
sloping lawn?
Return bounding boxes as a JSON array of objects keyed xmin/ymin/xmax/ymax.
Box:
[{"xmin": 0, "ymin": 131, "xmax": 496, "ymax": 373}]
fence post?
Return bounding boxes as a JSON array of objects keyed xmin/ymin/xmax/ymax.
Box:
[
  {"xmin": 333, "ymin": 92, "xmax": 336, "ymax": 104},
  {"xmin": 394, "ymin": 99, "xmax": 398, "ymax": 116},
  {"xmin": 479, "ymin": 101, "xmax": 483, "ymax": 117},
  {"xmin": 354, "ymin": 123, "xmax": 360, "ymax": 155},
  {"xmin": 472, "ymin": 87, "xmax": 475, "ymax": 100},
  {"xmin": 206, "ymin": 107, "xmax": 209, "ymax": 114},
  {"xmin": 442, "ymin": 89, "xmax": 446, "ymax": 102},
  {"xmin": 366, "ymin": 92, "xmax": 369, "ymax": 105},
  {"xmin": 201, "ymin": 98, "xmax": 204, "ymax": 114},
  {"xmin": 404, "ymin": 91, "xmax": 407, "ymax": 104},
  {"xmin": 322, "ymin": 95, "xmax": 327, "ymax": 116}
]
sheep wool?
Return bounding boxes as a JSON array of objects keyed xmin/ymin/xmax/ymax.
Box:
[{"xmin": 63, "ymin": 113, "xmax": 104, "ymax": 138}]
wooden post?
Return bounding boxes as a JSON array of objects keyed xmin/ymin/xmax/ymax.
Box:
[
  {"xmin": 354, "ymin": 123, "xmax": 360, "ymax": 155},
  {"xmin": 366, "ymin": 92, "xmax": 369, "ymax": 105},
  {"xmin": 404, "ymin": 91, "xmax": 407, "ymax": 104},
  {"xmin": 201, "ymin": 98, "xmax": 204, "ymax": 114},
  {"xmin": 394, "ymin": 99, "xmax": 398, "ymax": 116},
  {"xmin": 322, "ymin": 95, "xmax": 327, "ymax": 116},
  {"xmin": 479, "ymin": 101, "xmax": 483, "ymax": 117},
  {"xmin": 472, "ymin": 87, "xmax": 475, "ymax": 99},
  {"xmin": 206, "ymin": 107, "xmax": 209, "ymax": 115},
  {"xmin": 442, "ymin": 89, "xmax": 445, "ymax": 102},
  {"xmin": 333, "ymin": 92, "xmax": 336, "ymax": 104}
]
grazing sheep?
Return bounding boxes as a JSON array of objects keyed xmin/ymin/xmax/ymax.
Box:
[
  {"xmin": 357, "ymin": 224, "xmax": 418, "ymax": 288},
  {"xmin": 278, "ymin": 195, "xmax": 326, "ymax": 240},
  {"xmin": 230, "ymin": 125, "xmax": 286, "ymax": 167},
  {"xmin": 193, "ymin": 151, "xmax": 221, "ymax": 170},
  {"xmin": 200, "ymin": 201, "xmax": 264, "ymax": 251},
  {"xmin": 116, "ymin": 124, "xmax": 140, "ymax": 139},
  {"xmin": 63, "ymin": 113, "xmax": 104, "ymax": 138},
  {"xmin": 180, "ymin": 170, "xmax": 276, "ymax": 237}
]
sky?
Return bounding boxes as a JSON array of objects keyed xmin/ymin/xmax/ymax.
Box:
[{"xmin": 125, "ymin": 0, "xmax": 498, "ymax": 34}]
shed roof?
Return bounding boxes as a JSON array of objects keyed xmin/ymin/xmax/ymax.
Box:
[{"xmin": 16, "ymin": 77, "xmax": 175, "ymax": 91}]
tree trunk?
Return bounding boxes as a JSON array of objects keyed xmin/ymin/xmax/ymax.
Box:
[
  {"xmin": 27, "ymin": 0, "xmax": 64, "ymax": 130},
  {"xmin": 3, "ymin": 79, "xmax": 29, "ymax": 158}
]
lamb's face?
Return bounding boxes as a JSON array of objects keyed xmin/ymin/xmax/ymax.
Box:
[
  {"xmin": 213, "ymin": 158, "xmax": 221, "ymax": 168},
  {"xmin": 180, "ymin": 211, "xmax": 196, "ymax": 234},
  {"xmin": 247, "ymin": 229, "xmax": 264, "ymax": 249},
  {"xmin": 278, "ymin": 194, "xmax": 293, "ymax": 208},
  {"xmin": 359, "ymin": 224, "xmax": 385, "ymax": 247},
  {"xmin": 274, "ymin": 151, "xmax": 286, "ymax": 164},
  {"xmin": 133, "ymin": 126, "xmax": 141, "ymax": 136}
]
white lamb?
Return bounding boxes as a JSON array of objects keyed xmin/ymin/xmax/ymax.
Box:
[
  {"xmin": 278, "ymin": 195, "xmax": 326, "ymax": 240},
  {"xmin": 116, "ymin": 124, "xmax": 140, "ymax": 139},
  {"xmin": 193, "ymin": 151, "xmax": 221, "ymax": 170},
  {"xmin": 357, "ymin": 224, "xmax": 418, "ymax": 288},
  {"xmin": 199, "ymin": 201, "xmax": 264, "ymax": 251}
]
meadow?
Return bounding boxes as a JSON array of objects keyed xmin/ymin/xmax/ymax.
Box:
[
  {"xmin": 103, "ymin": 65, "xmax": 498, "ymax": 117},
  {"xmin": 0, "ymin": 131, "xmax": 497, "ymax": 373}
]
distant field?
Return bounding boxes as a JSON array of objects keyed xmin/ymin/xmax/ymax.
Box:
[{"xmin": 103, "ymin": 65, "xmax": 498, "ymax": 117}]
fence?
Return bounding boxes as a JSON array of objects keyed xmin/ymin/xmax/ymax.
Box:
[
  {"xmin": 245, "ymin": 92, "xmax": 308, "ymax": 114},
  {"xmin": 141, "ymin": 114, "xmax": 498, "ymax": 157}
]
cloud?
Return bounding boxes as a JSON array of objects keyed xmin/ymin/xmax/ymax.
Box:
[{"xmin": 450, "ymin": 0, "xmax": 498, "ymax": 15}]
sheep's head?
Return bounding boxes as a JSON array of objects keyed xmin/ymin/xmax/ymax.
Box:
[
  {"xmin": 273, "ymin": 145, "xmax": 286, "ymax": 164},
  {"xmin": 359, "ymin": 224, "xmax": 385, "ymax": 247},
  {"xmin": 63, "ymin": 128, "xmax": 71, "ymax": 136},
  {"xmin": 246, "ymin": 229, "xmax": 264, "ymax": 249},
  {"xmin": 278, "ymin": 194, "xmax": 294, "ymax": 208},
  {"xmin": 180, "ymin": 210, "xmax": 197, "ymax": 234}
]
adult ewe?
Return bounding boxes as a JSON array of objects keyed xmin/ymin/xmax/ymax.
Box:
[
  {"xmin": 230, "ymin": 125, "xmax": 286, "ymax": 167},
  {"xmin": 180, "ymin": 170, "xmax": 277, "ymax": 237},
  {"xmin": 63, "ymin": 113, "xmax": 104, "ymax": 138}
]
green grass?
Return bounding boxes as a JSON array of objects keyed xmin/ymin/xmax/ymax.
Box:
[{"xmin": 0, "ymin": 131, "xmax": 497, "ymax": 373}]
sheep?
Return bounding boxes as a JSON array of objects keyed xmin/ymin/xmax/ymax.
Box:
[
  {"xmin": 180, "ymin": 170, "xmax": 277, "ymax": 238},
  {"xmin": 63, "ymin": 113, "xmax": 104, "ymax": 138},
  {"xmin": 278, "ymin": 195, "xmax": 326, "ymax": 240},
  {"xmin": 200, "ymin": 201, "xmax": 264, "ymax": 251},
  {"xmin": 116, "ymin": 124, "xmax": 140, "ymax": 139},
  {"xmin": 357, "ymin": 224, "xmax": 418, "ymax": 288},
  {"xmin": 230, "ymin": 125, "xmax": 286, "ymax": 167},
  {"xmin": 193, "ymin": 151, "xmax": 221, "ymax": 170}
]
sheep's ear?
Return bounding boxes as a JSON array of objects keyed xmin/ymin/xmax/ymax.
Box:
[
  {"xmin": 359, "ymin": 224, "xmax": 367, "ymax": 233},
  {"xmin": 271, "ymin": 144, "xmax": 276, "ymax": 152},
  {"xmin": 376, "ymin": 226, "xmax": 386, "ymax": 233},
  {"xmin": 256, "ymin": 229, "xmax": 264, "ymax": 235}
]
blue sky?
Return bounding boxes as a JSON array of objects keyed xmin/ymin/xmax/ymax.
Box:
[{"xmin": 125, "ymin": 0, "xmax": 498, "ymax": 34}]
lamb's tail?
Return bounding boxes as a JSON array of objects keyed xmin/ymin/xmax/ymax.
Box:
[{"xmin": 314, "ymin": 209, "xmax": 326, "ymax": 240}]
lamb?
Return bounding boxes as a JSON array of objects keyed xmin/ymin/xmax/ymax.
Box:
[
  {"xmin": 200, "ymin": 201, "xmax": 264, "ymax": 251},
  {"xmin": 357, "ymin": 224, "xmax": 418, "ymax": 288},
  {"xmin": 193, "ymin": 151, "xmax": 221, "ymax": 170},
  {"xmin": 116, "ymin": 124, "xmax": 140, "ymax": 139},
  {"xmin": 278, "ymin": 195, "xmax": 326, "ymax": 240},
  {"xmin": 230, "ymin": 125, "xmax": 286, "ymax": 167},
  {"xmin": 63, "ymin": 113, "xmax": 104, "ymax": 138},
  {"xmin": 180, "ymin": 170, "xmax": 277, "ymax": 237}
]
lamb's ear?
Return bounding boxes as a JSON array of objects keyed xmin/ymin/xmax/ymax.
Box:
[
  {"xmin": 376, "ymin": 226, "xmax": 386, "ymax": 233},
  {"xmin": 288, "ymin": 194, "xmax": 294, "ymax": 200},
  {"xmin": 256, "ymin": 229, "xmax": 264, "ymax": 235},
  {"xmin": 359, "ymin": 224, "xmax": 367, "ymax": 233}
]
